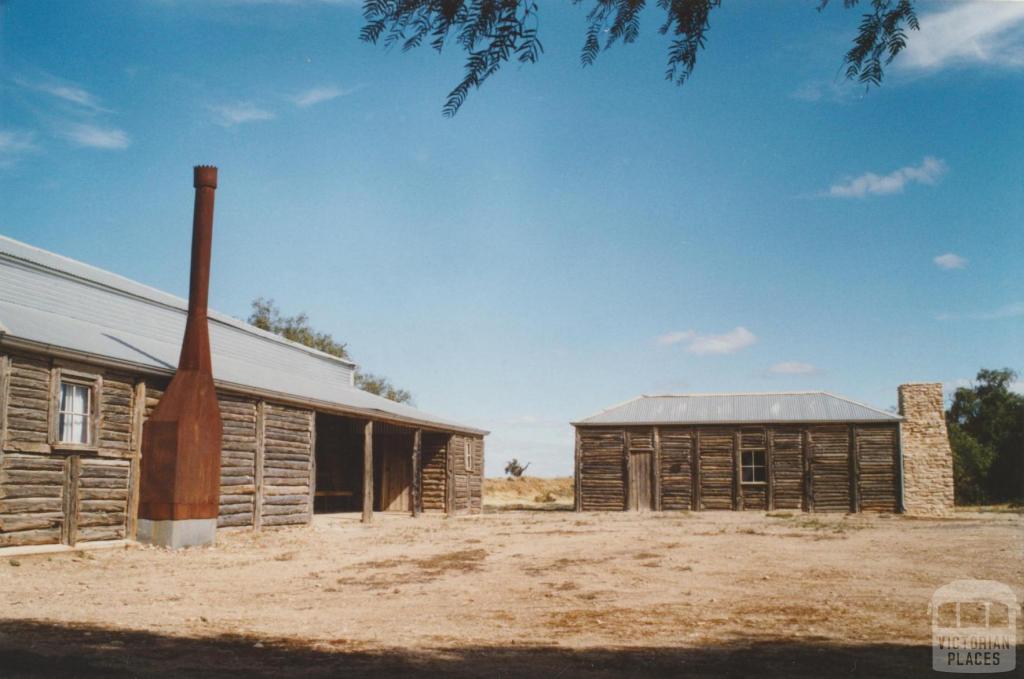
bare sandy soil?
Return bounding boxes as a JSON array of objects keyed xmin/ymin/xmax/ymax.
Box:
[{"xmin": 1, "ymin": 508, "xmax": 1021, "ymax": 678}]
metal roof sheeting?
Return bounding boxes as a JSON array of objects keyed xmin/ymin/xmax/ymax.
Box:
[
  {"xmin": 575, "ymin": 392, "xmax": 900, "ymax": 425},
  {"xmin": 0, "ymin": 235, "xmax": 486, "ymax": 435}
]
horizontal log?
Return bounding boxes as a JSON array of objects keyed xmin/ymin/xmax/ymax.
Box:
[
  {"xmin": 0, "ymin": 512, "xmax": 63, "ymax": 532},
  {"xmin": 217, "ymin": 513, "xmax": 253, "ymax": 527},
  {"xmin": 261, "ymin": 512, "xmax": 309, "ymax": 526},
  {"xmin": 75, "ymin": 526, "xmax": 124, "ymax": 542},
  {"xmin": 0, "ymin": 528, "xmax": 61, "ymax": 547},
  {"xmin": 1, "ymin": 470, "xmax": 64, "ymax": 486},
  {"xmin": 78, "ymin": 499, "xmax": 127, "ymax": 512},
  {"xmin": 0, "ymin": 484, "xmax": 62, "ymax": 500},
  {"xmin": 78, "ymin": 512, "xmax": 126, "ymax": 528}
]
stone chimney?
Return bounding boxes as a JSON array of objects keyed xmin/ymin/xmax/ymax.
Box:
[{"xmin": 898, "ymin": 383, "xmax": 954, "ymax": 516}]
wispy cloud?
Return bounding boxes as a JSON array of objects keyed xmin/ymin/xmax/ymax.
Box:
[
  {"xmin": 768, "ymin": 361, "xmax": 819, "ymax": 375},
  {"xmin": 933, "ymin": 253, "xmax": 968, "ymax": 270},
  {"xmin": 826, "ymin": 156, "xmax": 947, "ymax": 198},
  {"xmin": 656, "ymin": 327, "xmax": 757, "ymax": 355},
  {"xmin": 210, "ymin": 102, "xmax": 276, "ymax": 126},
  {"xmin": 0, "ymin": 130, "xmax": 38, "ymax": 166},
  {"xmin": 0, "ymin": 130, "xmax": 37, "ymax": 154},
  {"xmin": 15, "ymin": 76, "xmax": 110, "ymax": 113},
  {"xmin": 791, "ymin": 79, "xmax": 861, "ymax": 104},
  {"xmin": 290, "ymin": 85, "xmax": 351, "ymax": 108},
  {"xmin": 937, "ymin": 302, "xmax": 1024, "ymax": 322},
  {"xmin": 901, "ymin": 1, "xmax": 1024, "ymax": 72},
  {"xmin": 61, "ymin": 124, "xmax": 130, "ymax": 149}
]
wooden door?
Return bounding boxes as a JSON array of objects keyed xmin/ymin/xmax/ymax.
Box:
[
  {"xmin": 698, "ymin": 428, "xmax": 735, "ymax": 510},
  {"xmin": 628, "ymin": 452, "xmax": 653, "ymax": 511},
  {"xmin": 381, "ymin": 447, "xmax": 411, "ymax": 512}
]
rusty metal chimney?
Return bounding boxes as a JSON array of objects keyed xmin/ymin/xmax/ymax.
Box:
[{"xmin": 137, "ymin": 166, "xmax": 223, "ymax": 548}]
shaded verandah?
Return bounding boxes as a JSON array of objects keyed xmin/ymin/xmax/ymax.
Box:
[{"xmin": 313, "ymin": 413, "xmax": 451, "ymax": 521}]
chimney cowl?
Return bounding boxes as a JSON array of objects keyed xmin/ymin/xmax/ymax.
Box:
[{"xmin": 194, "ymin": 165, "xmax": 218, "ymax": 189}]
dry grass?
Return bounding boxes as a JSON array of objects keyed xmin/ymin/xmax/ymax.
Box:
[{"xmin": 484, "ymin": 476, "xmax": 573, "ymax": 509}]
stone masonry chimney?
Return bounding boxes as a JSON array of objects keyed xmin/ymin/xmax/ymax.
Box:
[{"xmin": 898, "ymin": 383, "xmax": 954, "ymax": 516}]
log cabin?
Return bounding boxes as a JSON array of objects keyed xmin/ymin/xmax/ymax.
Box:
[
  {"xmin": 0, "ymin": 234, "xmax": 486, "ymax": 550},
  {"xmin": 572, "ymin": 388, "xmax": 954, "ymax": 514}
]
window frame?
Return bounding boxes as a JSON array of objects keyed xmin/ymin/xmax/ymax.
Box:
[
  {"xmin": 49, "ymin": 367, "xmax": 101, "ymax": 451},
  {"xmin": 740, "ymin": 449, "xmax": 767, "ymax": 485}
]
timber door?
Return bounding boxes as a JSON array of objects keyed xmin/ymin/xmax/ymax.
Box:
[
  {"xmin": 380, "ymin": 446, "xmax": 411, "ymax": 512},
  {"xmin": 628, "ymin": 452, "xmax": 654, "ymax": 511}
]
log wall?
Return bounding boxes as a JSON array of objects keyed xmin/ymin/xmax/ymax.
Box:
[
  {"xmin": 576, "ymin": 422, "xmax": 900, "ymax": 513},
  {"xmin": 1, "ymin": 347, "xmax": 478, "ymax": 548},
  {"xmin": 421, "ymin": 433, "xmax": 448, "ymax": 511}
]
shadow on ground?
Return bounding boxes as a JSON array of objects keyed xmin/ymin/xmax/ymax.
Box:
[{"xmin": 0, "ymin": 619, "xmax": 935, "ymax": 678}]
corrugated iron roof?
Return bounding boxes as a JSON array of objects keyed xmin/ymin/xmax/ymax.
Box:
[
  {"xmin": 574, "ymin": 392, "xmax": 900, "ymax": 425},
  {"xmin": 0, "ymin": 235, "xmax": 486, "ymax": 435}
]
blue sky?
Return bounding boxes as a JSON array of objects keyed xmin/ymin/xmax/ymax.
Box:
[{"xmin": 1, "ymin": 0, "xmax": 1021, "ymax": 476}]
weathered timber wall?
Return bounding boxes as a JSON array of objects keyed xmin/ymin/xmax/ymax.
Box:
[
  {"xmin": 770, "ymin": 428, "xmax": 803, "ymax": 509},
  {"xmin": 217, "ymin": 394, "xmax": 258, "ymax": 528},
  {"xmin": 421, "ymin": 433, "xmax": 447, "ymax": 511},
  {"xmin": 899, "ymin": 383, "xmax": 953, "ymax": 515},
  {"xmin": 260, "ymin": 403, "xmax": 313, "ymax": 526},
  {"xmin": 0, "ymin": 352, "xmax": 136, "ymax": 547},
  {"xmin": 576, "ymin": 423, "xmax": 900, "ymax": 513},
  {"xmin": 698, "ymin": 428, "xmax": 734, "ymax": 510},
  {"xmin": 807, "ymin": 425, "xmax": 850, "ymax": 512},
  {"xmin": 658, "ymin": 427, "xmax": 692, "ymax": 510},
  {"xmin": 578, "ymin": 427, "xmax": 625, "ymax": 510}
]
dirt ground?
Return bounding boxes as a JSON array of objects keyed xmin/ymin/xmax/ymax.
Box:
[{"xmin": 1, "ymin": 508, "xmax": 1021, "ymax": 678}]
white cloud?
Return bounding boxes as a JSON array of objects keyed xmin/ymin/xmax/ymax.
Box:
[
  {"xmin": 937, "ymin": 302, "xmax": 1024, "ymax": 321},
  {"xmin": 827, "ymin": 156, "xmax": 947, "ymax": 198},
  {"xmin": 768, "ymin": 361, "xmax": 819, "ymax": 375},
  {"xmin": 933, "ymin": 253, "xmax": 968, "ymax": 270},
  {"xmin": 0, "ymin": 130, "xmax": 37, "ymax": 154},
  {"xmin": 791, "ymin": 79, "xmax": 861, "ymax": 104},
  {"xmin": 210, "ymin": 102, "xmax": 276, "ymax": 126},
  {"xmin": 901, "ymin": 1, "xmax": 1024, "ymax": 72},
  {"xmin": 16, "ymin": 76, "xmax": 110, "ymax": 112},
  {"xmin": 656, "ymin": 327, "xmax": 757, "ymax": 355},
  {"xmin": 291, "ymin": 85, "xmax": 350, "ymax": 108},
  {"xmin": 61, "ymin": 124, "xmax": 130, "ymax": 149}
]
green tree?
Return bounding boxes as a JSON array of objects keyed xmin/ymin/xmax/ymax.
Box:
[
  {"xmin": 946, "ymin": 369, "xmax": 1024, "ymax": 505},
  {"xmin": 248, "ymin": 298, "xmax": 414, "ymax": 404},
  {"xmin": 361, "ymin": 0, "xmax": 919, "ymax": 116}
]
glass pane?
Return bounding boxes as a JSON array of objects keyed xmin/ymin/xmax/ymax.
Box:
[
  {"xmin": 742, "ymin": 467, "xmax": 754, "ymax": 483},
  {"xmin": 742, "ymin": 450, "xmax": 753, "ymax": 466},
  {"xmin": 754, "ymin": 466, "xmax": 766, "ymax": 483},
  {"xmin": 60, "ymin": 383, "xmax": 71, "ymax": 412},
  {"xmin": 73, "ymin": 384, "xmax": 88, "ymax": 415},
  {"xmin": 74, "ymin": 414, "xmax": 89, "ymax": 443}
]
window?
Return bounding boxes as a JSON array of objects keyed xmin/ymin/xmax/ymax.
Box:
[
  {"xmin": 464, "ymin": 439, "xmax": 473, "ymax": 472},
  {"xmin": 58, "ymin": 381, "xmax": 92, "ymax": 444},
  {"xmin": 741, "ymin": 450, "xmax": 766, "ymax": 484}
]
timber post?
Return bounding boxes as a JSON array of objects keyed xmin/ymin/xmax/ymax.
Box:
[
  {"xmin": 692, "ymin": 429, "xmax": 701, "ymax": 510},
  {"xmin": 733, "ymin": 430, "xmax": 742, "ymax": 511},
  {"xmin": 362, "ymin": 419, "xmax": 373, "ymax": 523},
  {"xmin": 652, "ymin": 426, "xmax": 663, "ymax": 512},
  {"xmin": 622, "ymin": 429, "xmax": 632, "ymax": 511},
  {"xmin": 253, "ymin": 401, "xmax": 266, "ymax": 530},
  {"xmin": 573, "ymin": 427, "xmax": 582, "ymax": 512},
  {"xmin": 802, "ymin": 428, "xmax": 814, "ymax": 512},
  {"xmin": 766, "ymin": 427, "xmax": 775, "ymax": 512},
  {"xmin": 849, "ymin": 425, "xmax": 860, "ymax": 513},
  {"xmin": 411, "ymin": 428, "xmax": 422, "ymax": 517}
]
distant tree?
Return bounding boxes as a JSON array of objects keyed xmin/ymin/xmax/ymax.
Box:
[
  {"xmin": 504, "ymin": 458, "xmax": 531, "ymax": 478},
  {"xmin": 946, "ymin": 369, "xmax": 1024, "ymax": 505},
  {"xmin": 248, "ymin": 298, "xmax": 413, "ymax": 404},
  {"xmin": 249, "ymin": 297, "xmax": 349, "ymax": 359},
  {"xmin": 361, "ymin": 0, "xmax": 920, "ymax": 116},
  {"xmin": 354, "ymin": 371, "xmax": 413, "ymax": 404}
]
